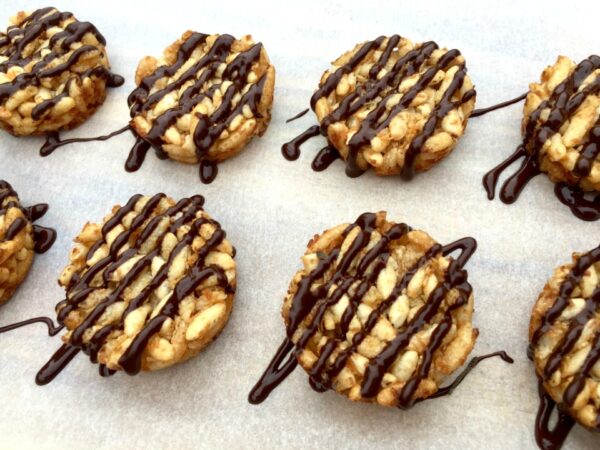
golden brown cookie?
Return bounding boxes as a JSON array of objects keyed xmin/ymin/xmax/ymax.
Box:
[
  {"xmin": 0, "ymin": 181, "xmax": 34, "ymax": 304},
  {"xmin": 264, "ymin": 212, "xmax": 478, "ymax": 408},
  {"xmin": 529, "ymin": 244, "xmax": 600, "ymax": 430},
  {"xmin": 523, "ymin": 55, "xmax": 600, "ymax": 191},
  {"xmin": 49, "ymin": 193, "xmax": 236, "ymax": 377},
  {"xmin": 308, "ymin": 35, "xmax": 476, "ymax": 179},
  {"xmin": 126, "ymin": 31, "xmax": 275, "ymax": 183},
  {"xmin": 0, "ymin": 7, "xmax": 123, "ymax": 136}
]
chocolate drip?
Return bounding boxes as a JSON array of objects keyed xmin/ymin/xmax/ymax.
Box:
[
  {"xmin": 483, "ymin": 56, "xmax": 600, "ymax": 221},
  {"xmin": 285, "ymin": 109, "xmax": 309, "ymax": 123},
  {"xmin": 0, "ymin": 316, "xmax": 63, "ymax": 336},
  {"xmin": 554, "ymin": 183, "xmax": 600, "ymax": 221},
  {"xmin": 281, "ymin": 125, "xmax": 320, "ymax": 161},
  {"xmin": 126, "ymin": 32, "xmax": 269, "ymax": 184},
  {"xmin": 534, "ymin": 381, "xmax": 575, "ymax": 450},
  {"xmin": 40, "ymin": 125, "xmax": 130, "ymax": 157},
  {"xmin": 36, "ymin": 193, "xmax": 232, "ymax": 382},
  {"xmin": 470, "ymin": 93, "xmax": 527, "ymax": 118},
  {"xmin": 283, "ymin": 36, "xmax": 474, "ymax": 178},
  {"xmin": 0, "ymin": 7, "xmax": 123, "ymax": 125},
  {"xmin": 249, "ymin": 213, "xmax": 485, "ymax": 407},
  {"xmin": 428, "ymin": 351, "xmax": 514, "ymax": 400},
  {"xmin": 0, "ymin": 180, "xmax": 56, "ymax": 253},
  {"xmin": 36, "ymin": 344, "xmax": 80, "ymax": 385},
  {"xmin": 311, "ymin": 146, "xmax": 340, "ymax": 172}
]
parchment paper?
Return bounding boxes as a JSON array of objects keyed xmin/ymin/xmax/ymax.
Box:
[{"xmin": 1, "ymin": 1, "xmax": 599, "ymax": 448}]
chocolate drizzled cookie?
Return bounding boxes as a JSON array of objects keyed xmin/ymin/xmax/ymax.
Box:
[
  {"xmin": 529, "ymin": 244, "xmax": 600, "ymax": 448},
  {"xmin": 0, "ymin": 180, "xmax": 56, "ymax": 304},
  {"xmin": 126, "ymin": 31, "xmax": 275, "ymax": 183},
  {"xmin": 0, "ymin": 7, "xmax": 123, "ymax": 136},
  {"xmin": 484, "ymin": 55, "xmax": 600, "ymax": 221},
  {"xmin": 36, "ymin": 193, "xmax": 236, "ymax": 384},
  {"xmin": 249, "ymin": 212, "xmax": 494, "ymax": 408},
  {"xmin": 282, "ymin": 35, "xmax": 476, "ymax": 179}
]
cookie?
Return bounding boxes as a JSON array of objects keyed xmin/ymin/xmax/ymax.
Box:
[
  {"xmin": 483, "ymin": 55, "xmax": 600, "ymax": 221},
  {"xmin": 251, "ymin": 212, "xmax": 478, "ymax": 407},
  {"xmin": 126, "ymin": 31, "xmax": 275, "ymax": 183},
  {"xmin": 0, "ymin": 7, "xmax": 123, "ymax": 136},
  {"xmin": 529, "ymin": 244, "xmax": 600, "ymax": 430},
  {"xmin": 284, "ymin": 35, "xmax": 476, "ymax": 179},
  {"xmin": 38, "ymin": 193, "xmax": 236, "ymax": 382},
  {"xmin": 523, "ymin": 55, "xmax": 600, "ymax": 191},
  {"xmin": 0, "ymin": 180, "xmax": 55, "ymax": 305}
]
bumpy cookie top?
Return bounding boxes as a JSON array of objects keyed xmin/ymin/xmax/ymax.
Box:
[
  {"xmin": 281, "ymin": 212, "xmax": 477, "ymax": 407},
  {"xmin": 0, "ymin": 180, "xmax": 34, "ymax": 304},
  {"xmin": 128, "ymin": 31, "xmax": 275, "ymax": 172},
  {"xmin": 529, "ymin": 244, "xmax": 600, "ymax": 430},
  {"xmin": 55, "ymin": 194, "xmax": 236, "ymax": 375},
  {"xmin": 523, "ymin": 55, "xmax": 600, "ymax": 191},
  {"xmin": 311, "ymin": 35, "xmax": 475, "ymax": 179},
  {"xmin": 0, "ymin": 7, "xmax": 121, "ymax": 135}
]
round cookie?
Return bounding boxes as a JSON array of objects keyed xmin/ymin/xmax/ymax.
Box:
[
  {"xmin": 0, "ymin": 181, "xmax": 34, "ymax": 304},
  {"xmin": 53, "ymin": 193, "xmax": 236, "ymax": 376},
  {"xmin": 127, "ymin": 31, "xmax": 275, "ymax": 179},
  {"xmin": 523, "ymin": 55, "xmax": 600, "ymax": 191},
  {"xmin": 281, "ymin": 212, "xmax": 477, "ymax": 407},
  {"xmin": 529, "ymin": 244, "xmax": 600, "ymax": 430},
  {"xmin": 311, "ymin": 35, "xmax": 476, "ymax": 179},
  {"xmin": 0, "ymin": 7, "xmax": 123, "ymax": 136}
]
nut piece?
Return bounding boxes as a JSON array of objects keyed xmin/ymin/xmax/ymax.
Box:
[{"xmin": 55, "ymin": 193, "xmax": 236, "ymax": 375}]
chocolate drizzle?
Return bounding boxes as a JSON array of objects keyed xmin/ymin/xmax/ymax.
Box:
[
  {"xmin": 125, "ymin": 32, "xmax": 270, "ymax": 184},
  {"xmin": 0, "ymin": 180, "xmax": 56, "ymax": 254},
  {"xmin": 281, "ymin": 35, "xmax": 475, "ymax": 179},
  {"xmin": 39, "ymin": 125, "xmax": 130, "ymax": 157},
  {"xmin": 534, "ymin": 381, "xmax": 575, "ymax": 450},
  {"xmin": 31, "ymin": 193, "xmax": 233, "ymax": 384},
  {"xmin": 483, "ymin": 55, "xmax": 600, "ymax": 221},
  {"xmin": 285, "ymin": 109, "xmax": 309, "ymax": 123},
  {"xmin": 0, "ymin": 7, "xmax": 124, "ymax": 135},
  {"xmin": 249, "ymin": 213, "xmax": 508, "ymax": 406},
  {"xmin": 0, "ymin": 316, "xmax": 63, "ymax": 336},
  {"xmin": 470, "ymin": 93, "xmax": 527, "ymax": 118},
  {"xmin": 528, "ymin": 243, "xmax": 600, "ymax": 448}
]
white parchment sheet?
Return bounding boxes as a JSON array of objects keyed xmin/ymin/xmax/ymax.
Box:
[{"xmin": 0, "ymin": 0, "xmax": 599, "ymax": 448}]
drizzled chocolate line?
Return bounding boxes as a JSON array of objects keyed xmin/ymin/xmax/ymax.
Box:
[
  {"xmin": 124, "ymin": 32, "xmax": 269, "ymax": 184},
  {"xmin": 40, "ymin": 125, "xmax": 130, "ymax": 157},
  {"xmin": 32, "ymin": 193, "xmax": 233, "ymax": 384},
  {"xmin": 0, "ymin": 316, "xmax": 63, "ymax": 336},
  {"xmin": 0, "ymin": 180, "xmax": 56, "ymax": 254},
  {"xmin": 483, "ymin": 55, "xmax": 600, "ymax": 221},
  {"xmin": 281, "ymin": 35, "xmax": 475, "ymax": 179},
  {"xmin": 0, "ymin": 7, "xmax": 124, "ymax": 126},
  {"xmin": 249, "ymin": 213, "xmax": 508, "ymax": 406},
  {"xmin": 470, "ymin": 93, "xmax": 527, "ymax": 118},
  {"xmin": 534, "ymin": 381, "xmax": 575, "ymax": 450},
  {"xmin": 285, "ymin": 109, "xmax": 309, "ymax": 123},
  {"xmin": 528, "ymin": 243, "xmax": 600, "ymax": 447}
]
